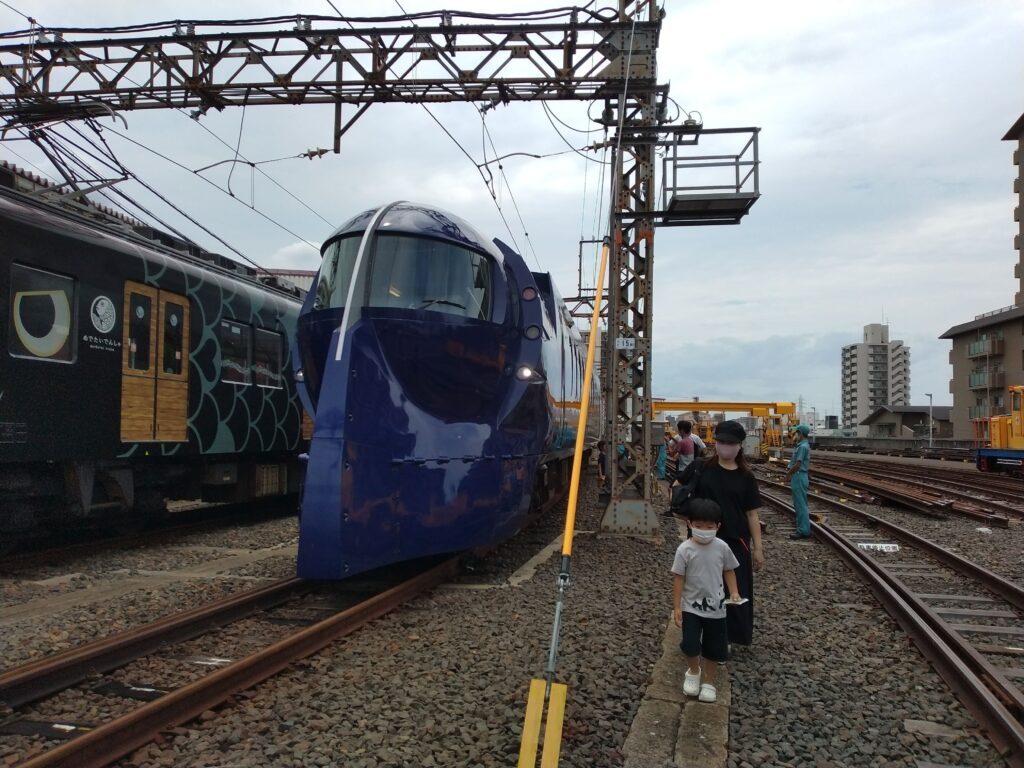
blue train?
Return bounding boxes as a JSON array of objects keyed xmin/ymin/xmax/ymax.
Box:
[{"xmin": 293, "ymin": 202, "xmax": 600, "ymax": 579}]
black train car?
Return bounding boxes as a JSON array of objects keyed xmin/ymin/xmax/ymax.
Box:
[{"xmin": 0, "ymin": 167, "xmax": 305, "ymax": 540}]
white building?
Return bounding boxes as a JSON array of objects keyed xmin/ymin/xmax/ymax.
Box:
[{"xmin": 841, "ymin": 324, "xmax": 911, "ymax": 436}]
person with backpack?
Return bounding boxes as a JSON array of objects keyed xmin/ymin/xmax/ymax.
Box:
[{"xmin": 675, "ymin": 420, "xmax": 764, "ymax": 648}]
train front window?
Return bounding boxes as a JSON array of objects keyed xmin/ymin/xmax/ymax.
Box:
[
  {"xmin": 368, "ymin": 234, "xmax": 491, "ymax": 320},
  {"xmin": 315, "ymin": 236, "xmax": 360, "ymax": 310}
]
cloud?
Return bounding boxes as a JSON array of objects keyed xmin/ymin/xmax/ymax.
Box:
[
  {"xmin": 2, "ymin": 0, "xmax": 1022, "ymax": 419},
  {"xmin": 266, "ymin": 241, "xmax": 321, "ymax": 270}
]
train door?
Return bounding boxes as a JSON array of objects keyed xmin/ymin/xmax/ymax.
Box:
[
  {"xmin": 119, "ymin": 282, "xmax": 190, "ymax": 442},
  {"xmin": 155, "ymin": 293, "xmax": 190, "ymax": 441}
]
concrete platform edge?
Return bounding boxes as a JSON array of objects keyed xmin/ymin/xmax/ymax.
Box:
[{"xmin": 622, "ymin": 615, "xmax": 730, "ymax": 768}]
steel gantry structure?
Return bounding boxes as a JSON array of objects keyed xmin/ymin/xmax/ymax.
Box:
[{"xmin": 0, "ymin": 3, "xmax": 759, "ymax": 533}]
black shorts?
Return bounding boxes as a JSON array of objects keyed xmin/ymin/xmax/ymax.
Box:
[{"xmin": 680, "ymin": 611, "xmax": 729, "ymax": 663}]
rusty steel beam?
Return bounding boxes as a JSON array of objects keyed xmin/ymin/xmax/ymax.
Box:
[{"xmin": 0, "ymin": 15, "xmax": 662, "ymax": 123}]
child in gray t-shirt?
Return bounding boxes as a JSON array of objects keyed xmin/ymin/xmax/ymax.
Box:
[{"xmin": 670, "ymin": 498, "xmax": 741, "ymax": 703}]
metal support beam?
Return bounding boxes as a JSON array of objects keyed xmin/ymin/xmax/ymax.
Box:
[
  {"xmin": 0, "ymin": 13, "xmax": 664, "ymax": 134},
  {"xmin": 600, "ymin": 3, "xmax": 660, "ymax": 535}
]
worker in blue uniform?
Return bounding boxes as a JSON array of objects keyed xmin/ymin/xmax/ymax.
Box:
[{"xmin": 785, "ymin": 425, "xmax": 812, "ymax": 539}]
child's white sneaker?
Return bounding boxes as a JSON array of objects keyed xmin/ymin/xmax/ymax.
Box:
[
  {"xmin": 698, "ymin": 683, "xmax": 717, "ymax": 703},
  {"xmin": 683, "ymin": 668, "xmax": 701, "ymax": 697}
]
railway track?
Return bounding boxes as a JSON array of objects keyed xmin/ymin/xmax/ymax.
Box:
[
  {"xmin": 774, "ymin": 463, "xmax": 1013, "ymax": 527},
  {"xmin": 0, "ymin": 558, "xmax": 457, "ymax": 767},
  {"xmin": 0, "ymin": 497, "xmax": 296, "ymax": 572},
  {"xmin": 815, "ymin": 458, "xmax": 1024, "ymax": 500},
  {"xmin": 760, "ymin": 488, "xmax": 1024, "ymax": 766}
]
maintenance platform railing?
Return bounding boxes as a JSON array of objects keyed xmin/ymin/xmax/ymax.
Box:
[{"xmin": 659, "ymin": 125, "xmax": 760, "ymax": 226}]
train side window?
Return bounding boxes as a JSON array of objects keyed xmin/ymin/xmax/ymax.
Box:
[
  {"xmin": 253, "ymin": 329, "xmax": 283, "ymax": 389},
  {"xmin": 127, "ymin": 293, "xmax": 153, "ymax": 370},
  {"xmin": 8, "ymin": 263, "xmax": 76, "ymax": 363},
  {"xmin": 220, "ymin": 319, "xmax": 252, "ymax": 385},
  {"xmin": 162, "ymin": 301, "xmax": 185, "ymax": 375}
]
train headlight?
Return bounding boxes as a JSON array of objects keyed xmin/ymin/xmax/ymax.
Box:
[
  {"xmin": 524, "ymin": 325, "xmax": 541, "ymax": 340},
  {"xmin": 516, "ymin": 365, "xmax": 545, "ymax": 383},
  {"xmin": 522, "ymin": 287, "xmax": 538, "ymax": 301},
  {"xmin": 294, "ymin": 368, "xmax": 305, "ymax": 382}
]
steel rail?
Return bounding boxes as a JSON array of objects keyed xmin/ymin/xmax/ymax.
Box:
[
  {"xmin": 810, "ymin": 465, "xmax": 1009, "ymax": 527},
  {"xmin": 762, "ymin": 492, "xmax": 1024, "ymax": 764},
  {"xmin": 0, "ymin": 577, "xmax": 308, "ymax": 708},
  {"xmin": 814, "ymin": 458, "xmax": 1024, "ymax": 504},
  {"xmin": 765, "ymin": 462, "xmax": 1022, "ymax": 521},
  {"xmin": 826, "ymin": 466, "xmax": 1024, "ymax": 519},
  {"xmin": 759, "ymin": 479, "xmax": 1024, "ymax": 610},
  {"xmin": 18, "ymin": 557, "xmax": 459, "ymax": 768}
]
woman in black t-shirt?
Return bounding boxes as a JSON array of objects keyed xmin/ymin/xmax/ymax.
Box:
[{"xmin": 678, "ymin": 420, "xmax": 764, "ymax": 646}]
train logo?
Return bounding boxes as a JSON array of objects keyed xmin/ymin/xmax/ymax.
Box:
[
  {"xmin": 90, "ymin": 296, "xmax": 116, "ymax": 334},
  {"xmin": 12, "ymin": 289, "xmax": 72, "ymax": 360}
]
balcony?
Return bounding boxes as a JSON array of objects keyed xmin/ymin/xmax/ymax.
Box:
[
  {"xmin": 968, "ymin": 338, "xmax": 1004, "ymax": 357},
  {"xmin": 968, "ymin": 371, "xmax": 1006, "ymax": 389},
  {"xmin": 969, "ymin": 406, "xmax": 990, "ymax": 419}
]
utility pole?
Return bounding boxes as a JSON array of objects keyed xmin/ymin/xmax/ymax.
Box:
[{"xmin": 925, "ymin": 392, "xmax": 933, "ymax": 448}]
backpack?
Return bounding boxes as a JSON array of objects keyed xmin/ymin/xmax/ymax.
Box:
[{"xmin": 669, "ymin": 457, "xmax": 704, "ymax": 515}]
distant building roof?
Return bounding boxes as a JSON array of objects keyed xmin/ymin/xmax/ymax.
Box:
[
  {"xmin": 939, "ymin": 304, "xmax": 1024, "ymax": 339},
  {"xmin": 859, "ymin": 405, "xmax": 952, "ymax": 426},
  {"xmin": 269, "ymin": 269, "xmax": 317, "ymax": 277},
  {"xmin": 1003, "ymin": 111, "xmax": 1024, "ymax": 141}
]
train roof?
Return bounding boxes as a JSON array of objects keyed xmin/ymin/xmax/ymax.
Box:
[
  {"xmin": 322, "ymin": 202, "xmax": 506, "ymax": 264},
  {"xmin": 0, "ymin": 162, "xmax": 302, "ymax": 300}
]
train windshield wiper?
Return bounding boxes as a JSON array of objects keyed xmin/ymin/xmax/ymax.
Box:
[{"xmin": 418, "ymin": 298, "xmax": 466, "ymax": 310}]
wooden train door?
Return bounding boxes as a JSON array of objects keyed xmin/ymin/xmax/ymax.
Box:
[
  {"xmin": 120, "ymin": 282, "xmax": 190, "ymax": 442},
  {"xmin": 155, "ymin": 293, "xmax": 190, "ymax": 441}
]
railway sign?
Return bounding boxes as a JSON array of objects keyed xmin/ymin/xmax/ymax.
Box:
[{"xmin": 857, "ymin": 542, "xmax": 900, "ymax": 553}]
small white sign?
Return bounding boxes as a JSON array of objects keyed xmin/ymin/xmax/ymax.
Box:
[
  {"xmin": 857, "ymin": 542, "xmax": 900, "ymax": 553},
  {"xmin": 614, "ymin": 337, "xmax": 636, "ymax": 350}
]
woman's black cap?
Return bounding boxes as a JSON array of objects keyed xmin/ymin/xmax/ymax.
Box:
[{"xmin": 714, "ymin": 420, "xmax": 746, "ymax": 443}]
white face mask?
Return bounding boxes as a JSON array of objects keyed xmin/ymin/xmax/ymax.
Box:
[
  {"xmin": 716, "ymin": 443, "xmax": 741, "ymax": 460},
  {"xmin": 692, "ymin": 527, "xmax": 717, "ymax": 543}
]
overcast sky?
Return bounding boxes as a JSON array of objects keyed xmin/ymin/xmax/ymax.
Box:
[{"xmin": 3, "ymin": 1, "xmax": 1023, "ymax": 418}]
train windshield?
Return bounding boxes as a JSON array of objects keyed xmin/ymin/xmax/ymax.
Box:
[
  {"xmin": 314, "ymin": 236, "xmax": 360, "ymax": 310},
  {"xmin": 316, "ymin": 233, "xmax": 492, "ymax": 321}
]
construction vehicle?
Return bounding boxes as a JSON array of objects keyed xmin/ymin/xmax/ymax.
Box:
[
  {"xmin": 652, "ymin": 400, "xmax": 797, "ymax": 457},
  {"xmin": 975, "ymin": 385, "xmax": 1024, "ymax": 474}
]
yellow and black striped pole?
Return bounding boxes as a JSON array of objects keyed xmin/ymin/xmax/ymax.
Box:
[{"xmin": 517, "ymin": 238, "xmax": 609, "ymax": 768}]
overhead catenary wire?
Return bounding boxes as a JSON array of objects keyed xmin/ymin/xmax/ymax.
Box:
[
  {"xmin": 542, "ymin": 102, "xmax": 609, "ymax": 166},
  {"xmin": 22, "ymin": 125, "xmax": 222, "ymax": 256},
  {"xmin": 99, "ymin": 124, "xmax": 320, "ymax": 255},
  {"xmin": 0, "ymin": 3, "xmax": 334, "ymax": 273},
  {"xmin": 480, "ymin": 112, "xmax": 541, "ymax": 271},
  {"xmin": 0, "ymin": 4, "xmax": 611, "ymax": 39}
]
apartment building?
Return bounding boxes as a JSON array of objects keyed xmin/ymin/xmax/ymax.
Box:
[
  {"xmin": 939, "ymin": 110, "xmax": 1024, "ymax": 440},
  {"xmin": 841, "ymin": 323, "xmax": 911, "ymax": 436}
]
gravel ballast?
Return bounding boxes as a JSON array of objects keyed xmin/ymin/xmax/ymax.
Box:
[{"xmin": 2, "ymin": 463, "xmax": 1016, "ymax": 767}]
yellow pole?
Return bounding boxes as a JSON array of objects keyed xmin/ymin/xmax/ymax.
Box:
[
  {"xmin": 517, "ymin": 240, "xmax": 608, "ymax": 768},
  {"xmin": 559, "ymin": 241, "xmax": 609, "ymax": 559}
]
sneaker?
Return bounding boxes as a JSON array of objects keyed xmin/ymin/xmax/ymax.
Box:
[
  {"xmin": 683, "ymin": 668, "xmax": 701, "ymax": 697},
  {"xmin": 698, "ymin": 683, "xmax": 717, "ymax": 703},
  {"xmin": 788, "ymin": 532, "xmax": 810, "ymax": 540}
]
